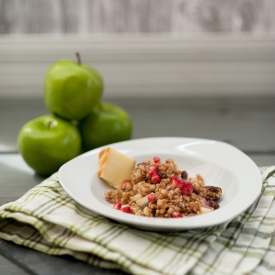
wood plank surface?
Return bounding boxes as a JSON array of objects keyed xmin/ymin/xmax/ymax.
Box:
[
  {"xmin": 1, "ymin": 1, "xmax": 274, "ymax": 99},
  {"xmin": 0, "ymin": 239, "xmax": 126, "ymax": 275},
  {"xmin": 1, "ymin": 97, "xmax": 275, "ymax": 155},
  {"xmin": 0, "ymin": 254, "xmax": 29, "ymax": 275},
  {"xmin": 1, "ymin": 36, "xmax": 275, "ymax": 99},
  {"xmin": 0, "ymin": 0, "xmax": 274, "ymax": 34}
]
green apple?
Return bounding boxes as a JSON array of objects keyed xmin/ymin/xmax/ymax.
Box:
[
  {"xmin": 44, "ymin": 53, "xmax": 104, "ymax": 121},
  {"xmin": 78, "ymin": 102, "xmax": 132, "ymax": 151},
  {"xmin": 18, "ymin": 115, "xmax": 81, "ymax": 176}
]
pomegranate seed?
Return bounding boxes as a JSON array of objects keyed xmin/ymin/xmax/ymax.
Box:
[
  {"xmin": 181, "ymin": 182, "xmax": 194, "ymax": 196},
  {"xmin": 121, "ymin": 206, "xmax": 132, "ymax": 213},
  {"xmin": 170, "ymin": 176, "xmax": 179, "ymax": 188},
  {"xmin": 148, "ymin": 164, "xmax": 158, "ymax": 172},
  {"xmin": 151, "ymin": 175, "xmax": 161, "ymax": 183},
  {"xmin": 170, "ymin": 176, "xmax": 179, "ymax": 184},
  {"xmin": 113, "ymin": 202, "xmax": 122, "ymax": 210},
  {"xmin": 153, "ymin": 156, "xmax": 161, "ymax": 163},
  {"xmin": 181, "ymin": 188, "xmax": 191, "ymax": 196},
  {"xmin": 148, "ymin": 170, "xmax": 158, "ymax": 177},
  {"xmin": 185, "ymin": 182, "xmax": 194, "ymax": 191},
  {"xmin": 176, "ymin": 179, "xmax": 186, "ymax": 189},
  {"xmin": 121, "ymin": 179, "xmax": 131, "ymax": 190},
  {"xmin": 148, "ymin": 193, "xmax": 155, "ymax": 202},
  {"xmin": 172, "ymin": 211, "xmax": 183, "ymax": 218}
]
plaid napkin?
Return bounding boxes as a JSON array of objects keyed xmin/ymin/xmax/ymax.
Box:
[{"xmin": 0, "ymin": 166, "xmax": 275, "ymax": 275}]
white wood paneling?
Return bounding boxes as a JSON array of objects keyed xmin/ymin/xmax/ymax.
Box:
[{"xmin": 0, "ymin": 35, "xmax": 275, "ymax": 98}]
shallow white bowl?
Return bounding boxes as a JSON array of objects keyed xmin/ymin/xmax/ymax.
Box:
[{"xmin": 58, "ymin": 137, "xmax": 262, "ymax": 231}]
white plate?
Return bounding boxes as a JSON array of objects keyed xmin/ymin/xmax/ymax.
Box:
[{"xmin": 58, "ymin": 137, "xmax": 262, "ymax": 231}]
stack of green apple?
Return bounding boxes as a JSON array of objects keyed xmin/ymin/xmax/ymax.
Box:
[{"xmin": 18, "ymin": 53, "xmax": 132, "ymax": 176}]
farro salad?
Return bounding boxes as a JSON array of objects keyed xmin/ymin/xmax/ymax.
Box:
[{"xmin": 104, "ymin": 156, "xmax": 222, "ymax": 218}]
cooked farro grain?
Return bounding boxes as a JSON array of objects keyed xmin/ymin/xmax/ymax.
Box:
[{"xmin": 104, "ymin": 157, "xmax": 222, "ymax": 218}]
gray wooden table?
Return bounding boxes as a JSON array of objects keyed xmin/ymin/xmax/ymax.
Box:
[{"xmin": 1, "ymin": 97, "xmax": 275, "ymax": 275}]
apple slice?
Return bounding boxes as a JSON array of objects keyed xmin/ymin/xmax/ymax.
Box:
[
  {"xmin": 98, "ymin": 147, "xmax": 136, "ymax": 189},
  {"xmin": 200, "ymin": 207, "xmax": 214, "ymax": 214}
]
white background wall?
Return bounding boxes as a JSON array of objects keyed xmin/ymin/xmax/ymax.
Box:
[{"xmin": 0, "ymin": 0, "xmax": 275, "ymax": 99}]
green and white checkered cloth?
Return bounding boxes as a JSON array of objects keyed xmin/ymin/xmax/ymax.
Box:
[{"xmin": 0, "ymin": 166, "xmax": 275, "ymax": 275}]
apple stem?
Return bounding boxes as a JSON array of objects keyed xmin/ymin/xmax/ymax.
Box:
[
  {"xmin": 76, "ymin": 52, "xmax": 82, "ymax": 65},
  {"xmin": 46, "ymin": 120, "xmax": 52, "ymax": 130}
]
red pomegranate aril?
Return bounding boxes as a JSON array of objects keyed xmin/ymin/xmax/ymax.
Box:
[
  {"xmin": 181, "ymin": 182, "xmax": 194, "ymax": 196},
  {"xmin": 148, "ymin": 164, "xmax": 158, "ymax": 172},
  {"xmin": 172, "ymin": 211, "xmax": 183, "ymax": 218},
  {"xmin": 181, "ymin": 188, "xmax": 191, "ymax": 196},
  {"xmin": 148, "ymin": 193, "xmax": 155, "ymax": 202},
  {"xmin": 176, "ymin": 179, "xmax": 185, "ymax": 189},
  {"xmin": 151, "ymin": 175, "xmax": 161, "ymax": 183},
  {"xmin": 113, "ymin": 202, "xmax": 122, "ymax": 210},
  {"xmin": 185, "ymin": 182, "xmax": 194, "ymax": 191},
  {"xmin": 148, "ymin": 170, "xmax": 158, "ymax": 177},
  {"xmin": 121, "ymin": 206, "xmax": 132, "ymax": 213},
  {"xmin": 170, "ymin": 176, "xmax": 179, "ymax": 184},
  {"xmin": 153, "ymin": 156, "xmax": 161, "ymax": 163},
  {"xmin": 170, "ymin": 176, "xmax": 179, "ymax": 188}
]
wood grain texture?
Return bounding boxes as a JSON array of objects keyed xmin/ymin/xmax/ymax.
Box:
[
  {"xmin": 0, "ymin": 254, "xmax": 28, "ymax": 275},
  {"xmin": 1, "ymin": 97, "xmax": 275, "ymax": 156},
  {"xmin": 0, "ymin": 36, "xmax": 274, "ymax": 98},
  {"xmin": 0, "ymin": 239, "xmax": 126, "ymax": 275},
  {"xmin": 0, "ymin": 0, "xmax": 274, "ymax": 34}
]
